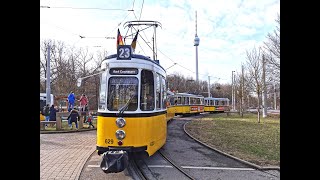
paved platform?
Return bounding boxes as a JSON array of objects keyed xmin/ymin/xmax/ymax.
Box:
[{"xmin": 40, "ymin": 130, "xmax": 97, "ymax": 180}]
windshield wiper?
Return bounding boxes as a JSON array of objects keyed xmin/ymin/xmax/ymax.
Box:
[{"xmin": 118, "ymin": 94, "xmax": 135, "ymax": 117}]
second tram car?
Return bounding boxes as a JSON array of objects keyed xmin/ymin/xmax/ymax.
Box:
[
  {"xmin": 204, "ymin": 97, "xmax": 230, "ymax": 113},
  {"xmin": 168, "ymin": 92, "xmax": 204, "ymax": 116}
]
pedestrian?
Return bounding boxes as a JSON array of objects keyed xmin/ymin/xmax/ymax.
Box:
[
  {"xmin": 49, "ymin": 104, "xmax": 57, "ymax": 127},
  {"xmin": 42, "ymin": 104, "xmax": 50, "ymax": 122},
  {"xmin": 78, "ymin": 94, "xmax": 88, "ymax": 112},
  {"xmin": 67, "ymin": 91, "xmax": 75, "ymax": 111},
  {"xmin": 86, "ymin": 112, "xmax": 95, "ymax": 129},
  {"xmin": 42, "ymin": 104, "xmax": 50, "ymax": 128},
  {"xmin": 67, "ymin": 107, "xmax": 80, "ymax": 130}
]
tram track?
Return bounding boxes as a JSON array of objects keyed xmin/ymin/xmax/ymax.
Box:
[
  {"xmin": 158, "ymin": 149, "xmax": 195, "ymax": 180},
  {"xmin": 160, "ymin": 117, "xmax": 280, "ymax": 180},
  {"xmin": 127, "ymin": 157, "xmax": 148, "ymax": 180},
  {"xmin": 130, "ymin": 150, "xmax": 195, "ymax": 180}
]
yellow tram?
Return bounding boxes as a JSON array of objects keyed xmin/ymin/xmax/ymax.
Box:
[
  {"xmin": 97, "ymin": 46, "xmax": 172, "ymax": 172},
  {"xmin": 168, "ymin": 92, "xmax": 204, "ymax": 116},
  {"xmin": 165, "ymin": 90, "xmax": 176, "ymax": 121},
  {"xmin": 204, "ymin": 97, "xmax": 230, "ymax": 113},
  {"xmin": 95, "ymin": 20, "xmax": 176, "ymax": 173}
]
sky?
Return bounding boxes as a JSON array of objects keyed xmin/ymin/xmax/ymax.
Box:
[{"xmin": 40, "ymin": 0, "xmax": 280, "ymax": 84}]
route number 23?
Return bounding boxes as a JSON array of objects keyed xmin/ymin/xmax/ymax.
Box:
[{"xmin": 117, "ymin": 45, "xmax": 131, "ymax": 60}]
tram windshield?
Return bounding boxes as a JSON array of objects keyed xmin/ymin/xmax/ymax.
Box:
[{"xmin": 107, "ymin": 77, "xmax": 138, "ymax": 111}]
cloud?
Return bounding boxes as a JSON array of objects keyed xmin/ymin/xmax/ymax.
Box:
[{"xmin": 40, "ymin": 0, "xmax": 280, "ymax": 84}]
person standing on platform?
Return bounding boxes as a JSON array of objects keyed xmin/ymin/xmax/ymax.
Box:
[
  {"xmin": 49, "ymin": 104, "xmax": 57, "ymax": 127},
  {"xmin": 78, "ymin": 94, "xmax": 88, "ymax": 112},
  {"xmin": 67, "ymin": 91, "xmax": 75, "ymax": 112}
]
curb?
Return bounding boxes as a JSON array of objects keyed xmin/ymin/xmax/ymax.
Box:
[
  {"xmin": 40, "ymin": 128, "xmax": 97, "ymax": 134},
  {"xmin": 183, "ymin": 121, "xmax": 280, "ymax": 171},
  {"xmin": 79, "ymin": 149, "xmax": 98, "ymax": 179}
]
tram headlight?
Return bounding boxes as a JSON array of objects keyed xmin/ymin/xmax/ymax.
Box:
[
  {"xmin": 115, "ymin": 130, "xmax": 126, "ymax": 140},
  {"xmin": 116, "ymin": 117, "xmax": 126, "ymax": 128}
]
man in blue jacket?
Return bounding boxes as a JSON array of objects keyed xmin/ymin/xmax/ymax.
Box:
[{"xmin": 67, "ymin": 91, "xmax": 75, "ymax": 112}]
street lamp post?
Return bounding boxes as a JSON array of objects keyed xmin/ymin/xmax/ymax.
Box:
[
  {"xmin": 194, "ymin": 11, "xmax": 200, "ymax": 82},
  {"xmin": 46, "ymin": 43, "xmax": 51, "ymax": 106},
  {"xmin": 231, "ymin": 71, "xmax": 235, "ymax": 111},
  {"xmin": 208, "ymin": 76, "xmax": 211, "ymax": 98}
]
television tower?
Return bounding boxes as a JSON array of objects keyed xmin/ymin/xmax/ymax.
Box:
[{"xmin": 194, "ymin": 11, "xmax": 200, "ymax": 82}]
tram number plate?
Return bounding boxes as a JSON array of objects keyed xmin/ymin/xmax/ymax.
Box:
[
  {"xmin": 117, "ymin": 45, "xmax": 132, "ymax": 60},
  {"xmin": 105, "ymin": 139, "xmax": 114, "ymax": 144}
]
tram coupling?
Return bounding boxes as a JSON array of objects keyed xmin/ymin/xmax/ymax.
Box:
[{"xmin": 100, "ymin": 150, "xmax": 129, "ymax": 173}]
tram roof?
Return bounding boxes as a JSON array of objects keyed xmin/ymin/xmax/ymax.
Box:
[
  {"xmin": 204, "ymin": 97, "xmax": 230, "ymax": 101},
  {"xmin": 172, "ymin": 92, "xmax": 204, "ymax": 98},
  {"xmin": 105, "ymin": 54, "xmax": 166, "ymax": 72}
]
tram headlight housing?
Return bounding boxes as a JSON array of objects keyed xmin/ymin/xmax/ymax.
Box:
[
  {"xmin": 116, "ymin": 117, "xmax": 126, "ymax": 128},
  {"xmin": 115, "ymin": 130, "xmax": 126, "ymax": 140}
]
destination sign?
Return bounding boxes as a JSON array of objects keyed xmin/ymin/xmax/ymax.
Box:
[{"xmin": 110, "ymin": 68, "xmax": 138, "ymax": 75}]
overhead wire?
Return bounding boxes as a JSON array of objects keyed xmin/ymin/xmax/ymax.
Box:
[
  {"xmin": 139, "ymin": 0, "xmax": 144, "ymax": 21},
  {"xmin": 128, "ymin": 11, "xmax": 153, "ymax": 57},
  {"xmin": 40, "ymin": 22, "xmax": 115, "ymax": 40},
  {"xmin": 157, "ymin": 48, "xmax": 226, "ymax": 81},
  {"xmin": 40, "ymin": 6, "xmax": 133, "ymax": 11},
  {"xmin": 41, "ymin": 2, "xmax": 227, "ymax": 82}
]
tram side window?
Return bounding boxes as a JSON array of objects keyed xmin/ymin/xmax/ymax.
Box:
[
  {"xmin": 140, "ymin": 70, "xmax": 155, "ymax": 111},
  {"xmin": 177, "ymin": 97, "xmax": 181, "ymax": 105},
  {"xmin": 191, "ymin": 97, "xmax": 196, "ymax": 105},
  {"xmin": 200, "ymin": 98, "xmax": 204, "ymax": 105},
  {"xmin": 161, "ymin": 76, "xmax": 166, "ymax": 109},
  {"xmin": 196, "ymin": 98, "xmax": 200, "ymax": 105},
  {"xmin": 181, "ymin": 97, "xmax": 185, "ymax": 105},
  {"xmin": 99, "ymin": 72, "xmax": 107, "ymax": 110},
  {"xmin": 156, "ymin": 73, "xmax": 161, "ymax": 110}
]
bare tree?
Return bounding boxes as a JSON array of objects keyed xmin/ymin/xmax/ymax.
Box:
[
  {"xmin": 50, "ymin": 41, "xmax": 70, "ymax": 95},
  {"xmin": 40, "ymin": 40, "xmax": 52, "ymax": 92},
  {"xmin": 77, "ymin": 47, "xmax": 94, "ymax": 93},
  {"xmin": 245, "ymin": 46, "xmax": 263, "ymax": 123},
  {"xmin": 264, "ymin": 14, "xmax": 280, "ymax": 83},
  {"xmin": 211, "ymin": 83, "xmax": 232, "ymax": 104},
  {"xmin": 86, "ymin": 49, "xmax": 109, "ymax": 110}
]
